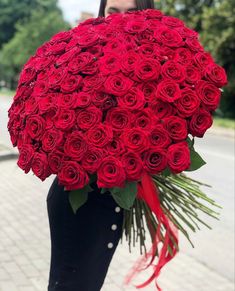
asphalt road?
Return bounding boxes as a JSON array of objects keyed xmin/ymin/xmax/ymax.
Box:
[{"xmin": 1, "ymin": 94, "xmax": 234, "ymax": 282}]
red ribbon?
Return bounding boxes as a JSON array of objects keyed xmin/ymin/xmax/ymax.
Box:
[{"xmin": 124, "ymin": 171, "xmax": 179, "ymax": 290}]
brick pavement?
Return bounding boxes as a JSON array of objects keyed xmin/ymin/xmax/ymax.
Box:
[{"xmin": 0, "ymin": 159, "xmax": 234, "ymax": 291}]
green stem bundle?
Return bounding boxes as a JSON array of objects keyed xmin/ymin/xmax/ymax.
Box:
[{"xmin": 121, "ymin": 173, "xmax": 221, "ymax": 257}]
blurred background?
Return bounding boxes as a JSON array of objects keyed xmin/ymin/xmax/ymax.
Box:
[{"xmin": 0, "ymin": 1, "xmax": 234, "ymax": 291}]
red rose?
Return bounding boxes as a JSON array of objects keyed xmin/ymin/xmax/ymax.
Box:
[
  {"xmin": 137, "ymin": 82, "xmax": 158, "ymax": 102},
  {"xmin": 57, "ymin": 92, "xmax": 77, "ymax": 109},
  {"xmin": 91, "ymin": 92, "xmax": 112, "ymax": 108},
  {"xmin": 162, "ymin": 16, "xmax": 184, "ymax": 27},
  {"xmin": 37, "ymin": 70, "xmax": 49, "ymax": 82},
  {"xmin": 204, "ymin": 64, "xmax": 228, "ymax": 87},
  {"xmin": 175, "ymin": 88, "xmax": 200, "ymax": 117},
  {"xmin": 37, "ymin": 93, "xmax": 57, "ymax": 114},
  {"xmin": 196, "ymin": 81, "xmax": 221, "ymax": 111},
  {"xmin": 13, "ymin": 85, "xmax": 33, "ymax": 102},
  {"xmin": 137, "ymin": 44, "xmax": 156, "ymax": 59},
  {"xmin": 48, "ymin": 150, "xmax": 64, "ymax": 174},
  {"xmin": 156, "ymin": 79, "xmax": 181, "ymax": 103},
  {"xmin": 58, "ymin": 161, "xmax": 89, "ymax": 190},
  {"xmin": 122, "ymin": 128, "xmax": 149, "ymax": 154},
  {"xmin": 42, "ymin": 128, "xmax": 64, "ymax": 152},
  {"xmin": 74, "ymin": 92, "xmax": 92, "ymax": 108},
  {"xmin": 32, "ymin": 80, "xmax": 49, "ymax": 96},
  {"xmin": 174, "ymin": 48, "xmax": 193, "ymax": 65},
  {"xmin": 64, "ymin": 131, "xmax": 88, "ymax": 161},
  {"xmin": 121, "ymin": 151, "xmax": 144, "ymax": 181},
  {"xmin": 105, "ymin": 108, "xmax": 131, "ymax": 133},
  {"xmin": 19, "ymin": 67, "xmax": 36, "ymax": 85},
  {"xmin": 56, "ymin": 47, "xmax": 80, "ymax": 66},
  {"xmin": 97, "ymin": 156, "xmax": 126, "ymax": 188},
  {"xmin": 132, "ymin": 108, "xmax": 158, "ymax": 130},
  {"xmin": 175, "ymin": 26, "xmax": 198, "ymax": 39},
  {"xmin": 105, "ymin": 136, "xmax": 126, "ymax": 156},
  {"xmin": 144, "ymin": 9, "xmax": 163, "ymax": 19},
  {"xmin": 85, "ymin": 124, "xmax": 113, "ymax": 147},
  {"xmin": 54, "ymin": 108, "xmax": 76, "ymax": 131},
  {"xmin": 43, "ymin": 107, "xmax": 58, "ymax": 130},
  {"xmin": 81, "ymin": 146, "xmax": 104, "ymax": 174},
  {"xmin": 48, "ymin": 67, "xmax": 66, "ymax": 89},
  {"xmin": 36, "ymin": 42, "xmax": 51, "ymax": 57},
  {"xmin": 121, "ymin": 51, "xmax": 140, "ymax": 75},
  {"xmin": 101, "ymin": 96, "xmax": 117, "ymax": 111},
  {"xmin": 150, "ymin": 100, "xmax": 174, "ymax": 119},
  {"xmin": 61, "ymin": 73, "xmax": 83, "ymax": 93},
  {"xmin": 163, "ymin": 116, "xmax": 188, "ymax": 141},
  {"xmin": 51, "ymin": 31, "xmax": 72, "ymax": 43},
  {"xmin": 86, "ymin": 45, "xmax": 103, "ymax": 58},
  {"xmin": 99, "ymin": 53, "xmax": 121, "ymax": 75},
  {"xmin": 83, "ymin": 74, "xmax": 106, "ymax": 92},
  {"xmin": 25, "ymin": 115, "xmax": 45, "ymax": 139},
  {"xmin": 76, "ymin": 106, "xmax": 102, "ymax": 130},
  {"xmin": 186, "ymin": 38, "xmax": 204, "ymax": 52},
  {"xmin": 154, "ymin": 26, "xmax": 183, "ymax": 47},
  {"xmin": 68, "ymin": 52, "xmax": 98, "ymax": 75},
  {"xmin": 142, "ymin": 147, "xmax": 167, "ymax": 174},
  {"xmin": 34, "ymin": 55, "xmax": 55, "ymax": 71},
  {"xmin": 47, "ymin": 42, "xmax": 67, "ymax": 55},
  {"xmin": 185, "ymin": 65, "xmax": 202, "ymax": 84},
  {"xmin": 189, "ymin": 108, "xmax": 213, "ymax": 137},
  {"xmin": 66, "ymin": 39, "xmax": 81, "ymax": 52},
  {"xmin": 149, "ymin": 125, "xmax": 171, "ymax": 148},
  {"xmin": 117, "ymin": 87, "xmax": 145, "ymax": 110},
  {"xmin": 124, "ymin": 19, "xmax": 147, "ymax": 34},
  {"xmin": 15, "ymin": 131, "xmax": 31, "ymax": 150},
  {"xmin": 167, "ymin": 142, "xmax": 190, "ymax": 174},
  {"xmin": 134, "ymin": 58, "xmax": 161, "ymax": 82},
  {"xmin": 103, "ymin": 39, "xmax": 127, "ymax": 55},
  {"xmin": 194, "ymin": 52, "xmax": 214, "ymax": 69},
  {"xmin": 77, "ymin": 31, "xmax": 99, "ymax": 47},
  {"xmin": 104, "ymin": 73, "xmax": 133, "ymax": 96},
  {"xmin": 32, "ymin": 152, "xmax": 51, "ymax": 181},
  {"xmin": 17, "ymin": 144, "xmax": 34, "ymax": 173},
  {"xmin": 162, "ymin": 61, "xmax": 186, "ymax": 83}
]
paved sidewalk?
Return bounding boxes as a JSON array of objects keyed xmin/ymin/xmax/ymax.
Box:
[{"xmin": 0, "ymin": 158, "xmax": 234, "ymax": 291}]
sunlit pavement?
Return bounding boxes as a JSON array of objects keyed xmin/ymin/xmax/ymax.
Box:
[{"xmin": 0, "ymin": 157, "xmax": 234, "ymax": 291}]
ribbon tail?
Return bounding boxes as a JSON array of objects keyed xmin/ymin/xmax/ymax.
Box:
[{"xmin": 124, "ymin": 172, "xmax": 179, "ymax": 290}]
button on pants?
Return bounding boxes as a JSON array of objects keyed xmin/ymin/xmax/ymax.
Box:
[{"xmin": 46, "ymin": 177, "xmax": 124, "ymax": 291}]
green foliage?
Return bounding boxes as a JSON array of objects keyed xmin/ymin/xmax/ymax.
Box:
[
  {"xmin": 68, "ymin": 184, "xmax": 93, "ymax": 214},
  {"xmin": 110, "ymin": 181, "xmax": 138, "ymax": 210},
  {"xmin": 0, "ymin": 9, "xmax": 70, "ymax": 88},
  {"xmin": 0, "ymin": 0, "xmax": 61, "ymax": 48},
  {"xmin": 155, "ymin": 0, "xmax": 235, "ymax": 117}
]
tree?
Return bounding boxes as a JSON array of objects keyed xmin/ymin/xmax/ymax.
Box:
[
  {"xmin": 0, "ymin": 0, "xmax": 61, "ymax": 49},
  {"xmin": 0, "ymin": 9, "xmax": 70, "ymax": 88}
]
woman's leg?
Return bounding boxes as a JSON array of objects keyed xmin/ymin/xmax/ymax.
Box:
[{"xmin": 46, "ymin": 177, "xmax": 124, "ymax": 291}]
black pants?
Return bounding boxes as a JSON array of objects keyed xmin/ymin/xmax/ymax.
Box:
[{"xmin": 46, "ymin": 177, "xmax": 124, "ymax": 291}]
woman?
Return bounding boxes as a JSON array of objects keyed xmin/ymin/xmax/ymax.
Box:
[{"xmin": 47, "ymin": 0, "xmax": 155, "ymax": 290}]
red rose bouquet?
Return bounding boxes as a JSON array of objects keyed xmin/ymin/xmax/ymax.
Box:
[{"xmin": 8, "ymin": 9, "xmax": 227, "ymax": 290}]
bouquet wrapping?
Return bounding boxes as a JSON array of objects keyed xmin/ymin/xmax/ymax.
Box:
[{"xmin": 8, "ymin": 9, "xmax": 227, "ymax": 290}]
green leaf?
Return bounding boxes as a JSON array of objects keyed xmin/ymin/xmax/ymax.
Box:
[
  {"xmin": 186, "ymin": 148, "xmax": 206, "ymax": 171},
  {"xmin": 110, "ymin": 181, "xmax": 137, "ymax": 210},
  {"xmin": 186, "ymin": 136, "xmax": 195, "ymax": 149},
  {"xmin": 161, "ymin": 167, "xmax": 171, "ymax": 177},
  {"xmin": 68, "ymin": 184, "xmax": 92, "ymax": 214},
  {"xmin": 100, "ymin": 188, "xmax": 109, "ymax": 194},
  {"xmin": 89, "ymin": 174, "xmax": 97, "ymax": 184}
]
